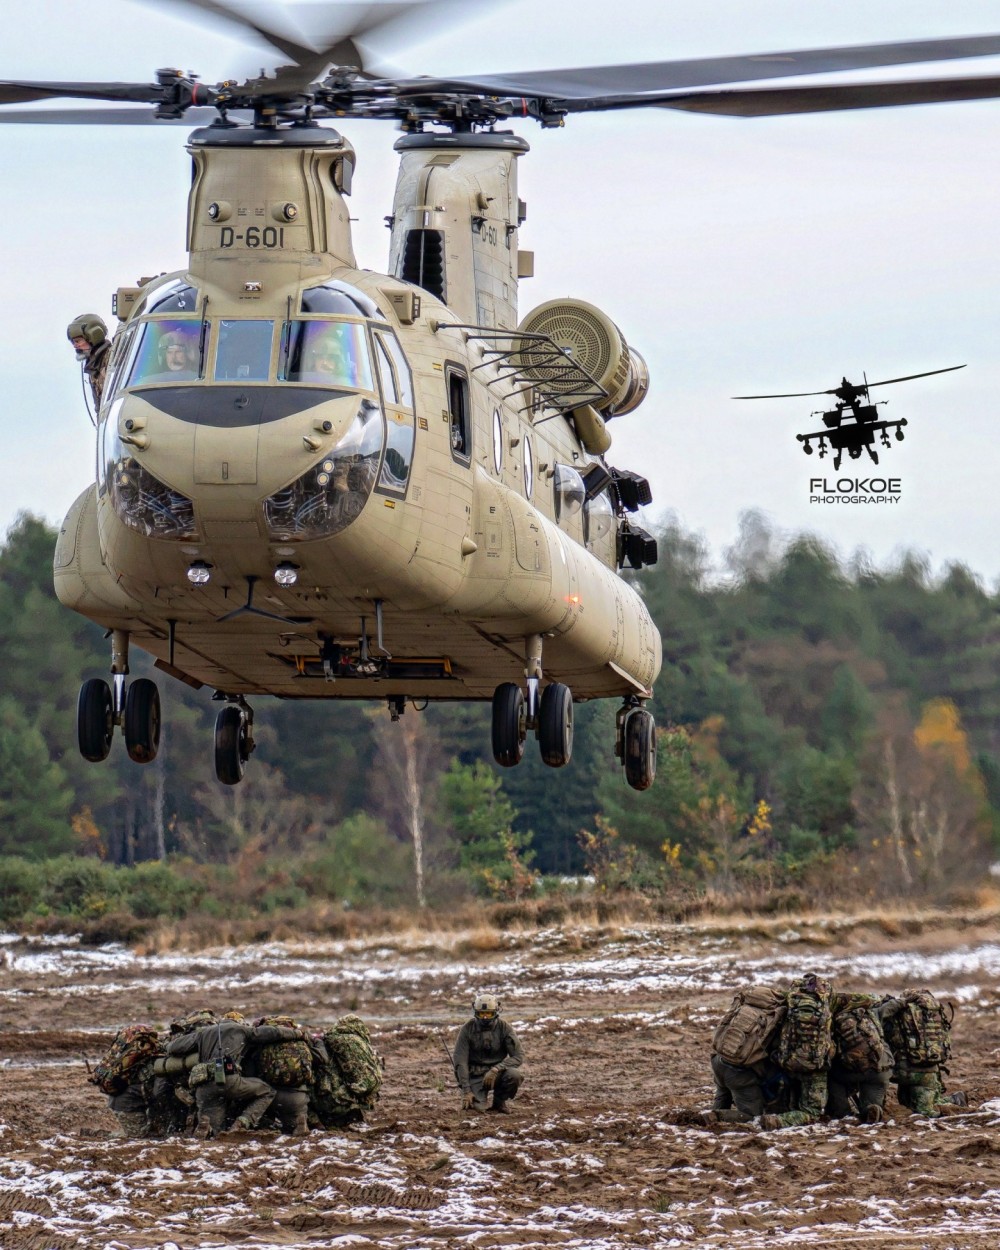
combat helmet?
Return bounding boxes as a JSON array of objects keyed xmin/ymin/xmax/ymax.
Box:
[
  {"xmin": 67, "ymin": 313, "xmax": 108, "ymax": 347},
  {"xmin": 472, "ymin": 992, "xmax": 501, "ymax": 1023}
]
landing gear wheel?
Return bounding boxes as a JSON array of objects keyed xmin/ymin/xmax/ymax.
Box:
[
  {"xmin": 215, "ymin": 705, "xmax": 250, "ymax": 785},
  {"xmin": 538, "ymin": 682, "xmax": 573, "ymax": 768},
  {"xmin": 123, "ymin": 678, "xmax": 161, "ymax": 764},
  {"xmin": 624, "ymin": 708, "xmax": 656, "ymax": 791},
  {"xmin": 492, "ymin": 682, "xmax": 526, "ymax": 767},
  {"xmin": 78, "ymin": 678, "xmax": 114, "ymax": 762}
]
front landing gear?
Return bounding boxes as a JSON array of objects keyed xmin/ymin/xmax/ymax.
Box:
[
  {"xmin": 214, "ymin": 698, "xmax": 255, "ymax": 786},
  {"xmin": 491, "ymin": 635, "xmax": 574, "ymax": 770},
  {"xmin": 77, "ymin": 630, "xmax": 161, "ymax": 765},
  {"xmin": 616, "ymin": 699, "xmax": 657, "ymax": 791}
]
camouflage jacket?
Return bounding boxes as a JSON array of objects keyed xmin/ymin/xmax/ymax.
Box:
[
  {"xmin": 453, "ymin": 1018, "xmax": 524, "ymax": 1091},
  {"xmin": 84, "ymin": 340, "xmax": 111, "ymax": 411},
  {"xmin": 166, "ymin": 1019, "xmax": 300, "ymax": 1071}
]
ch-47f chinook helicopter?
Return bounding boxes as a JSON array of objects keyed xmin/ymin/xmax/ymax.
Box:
[{"xmin": 4, "ymin": 5, "xmax": 1000, "ymax": 792}]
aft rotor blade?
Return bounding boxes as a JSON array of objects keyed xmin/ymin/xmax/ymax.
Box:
[
  {"xmin": 648, "ymin": 75, "xmax": 1000, "ymax": 117},
  {"xmin": 866, "ymin": 364, "xmax": 967, "ymax": 387},
  {"xmin": 408, "ymin": 33, "xmax": 1000, "ymax": 100},
  {"xmin": 733, "ymin": 389, "xmax": 837, "ymax": 400}
]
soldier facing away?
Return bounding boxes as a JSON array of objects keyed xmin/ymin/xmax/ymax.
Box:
[{"xmin": 453, "ymin": 993, "xmax": 524, "ymax": 1114}]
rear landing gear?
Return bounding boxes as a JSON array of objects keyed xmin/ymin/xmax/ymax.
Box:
[
  {"xmin": 77, "ymin": 630, "xmax": 161, "ymax": 765},
  {"xmin": 491, "ymin": 635, "xmax": 574, "ymax": 770},
  {"xmin": 617, "ymin": 699, "xmax": 656, "ymax": 791},
  {"xmin": 214, "ymin": 698, "xmax": 255, "ymax": 786}
]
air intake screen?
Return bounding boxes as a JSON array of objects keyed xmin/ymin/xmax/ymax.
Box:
[{"xmin": 400, "ymin": 230, "xmax": 446, "ymax": 302}]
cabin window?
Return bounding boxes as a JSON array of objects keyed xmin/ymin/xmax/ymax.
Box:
[
  {"xmin": 214, "ymin": 320, "xmax": 273, "ymax": 382},
  {"xmin": 125, "ymin": 318, "xmax": 204, "ymax": 387},
  {"xmin": 523, "ymin": 435, "xmax": 534, "ymax": 499},
  {"xmin": 446, "ymin": 366, "xmax": 471, "ymax": 463},
  {"xmin": 132, "ymin": 278, "xmax": 199, "ymax": 318},
  {"xmin": 301, "ymin": 281, "xmax": 382, "ymax": 318},
  {"xmin": 280, "ymin": 320, "xmax": 374, "ymax": 390},
  {"xmin": 553, "ymin": 463, "xmax": 585, "ymax": 522},
  {"xmin": 492, "ymin": 408, "xmax": 504, "ymax": 474},
  {"xmin": 380, "ymin": 412, "xmax": 415, "ymax": 496}
]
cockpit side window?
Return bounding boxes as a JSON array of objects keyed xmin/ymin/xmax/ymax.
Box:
[
  {"xmin": 132, "ymin": 278, "xmax": 199, "ymax": 318},
  {"xmin": 377, "ymin": 329, "xmax": 414, "ymax": 408},
  {"xmin": 214, "ymin": 320, "xmax": 274, "ymax": 382},
  {"xmin": 372, "ymin": 329, "xmax": 415, "ymax": 499},
  {"xmin": 301, "ymin": 281, "xmax": 383, "ymax": 318},
  {"xmin": 125, "ymin": 319, "xmax": 203, "ymax": 387},
  {"xmin": 280, "ymin": 320, "xmax": 375, "ymax": 390}
]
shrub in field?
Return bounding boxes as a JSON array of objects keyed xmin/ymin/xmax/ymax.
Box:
[
  {"xmin": 296, "ymin": 813, "xmax": 413, "ymax": 906},
  {"xmin": 0, "ymin": 856, "xmax": 45, "ymax": 922},
  {"xmin": 122, "ymin": 860, "xmax": 204, "ymax": 920},
  {"xmin": 42, "ymin": 855, "xmax": 125, "ymax": 917}
]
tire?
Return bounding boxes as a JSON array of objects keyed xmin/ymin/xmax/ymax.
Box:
[
  {"xmin": 123, "ymin": 678, "xmax": 161, "ymax": 764},
  {"xmin": 624, "ymin": 709, "xmax": 657, "ymax": 791},
  {"xmin": 78, "ymin": 678, "xmax": 114, "ymax": 762},
  {"xmin": 491, "ymin": 682, "xmax": 526, "ymax": 768},
  {"xmin": 215, "ymin": 705, "xmax": 248, "ymax": 785},
  {"xmin": 538, "ymin": 682, "xmax": 573, "ymax": 768}
]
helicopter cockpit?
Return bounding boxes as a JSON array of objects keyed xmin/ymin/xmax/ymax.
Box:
[{"xmin": 99, "ymin": 279, "xmax": 416, "ymax": 544}]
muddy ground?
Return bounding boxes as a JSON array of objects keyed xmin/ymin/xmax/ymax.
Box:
[{"xmin": 1, "ymin": 914, "xmax": 999, "ymax": 1249}]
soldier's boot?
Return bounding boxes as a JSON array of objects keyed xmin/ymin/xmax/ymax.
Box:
[
  {"xmin": 489, "ymin": 1099, "xmax": 511, "ymax": 1114},
  {"xmin": 759, "ymin": 1114, "xmax": 782, "ymax": 1130},
  {"xmin": 714, "ymin": 1109, "xmax": 754, "ymax": 1123},
  {"xmin": 290, "ymin": 1111, "xmax": 310, "ymax": 1136},
  {"xmin": 862, "ymin": 1105, "xmax": 884, "ymax": 1124},
  {"xmin": 234, "ymin": 1115, "xmax": 254, "ymax": 1130},
  {"xmin": 947, "ymin": 1092, "xmax": 968, "ymax": 1107},
  {"xmin": 194, "ymin": 1120, "xmax": 215, "ymax": 1140}
]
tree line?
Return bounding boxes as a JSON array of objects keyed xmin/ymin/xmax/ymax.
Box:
[{"xmin": 1, "ymin": 508, "xmax": 997, "ymax": 923}]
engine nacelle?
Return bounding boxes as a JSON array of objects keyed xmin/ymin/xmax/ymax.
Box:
[{"xmin": 516, "ymin": 298, "xmax": 649, "ymax": 418}]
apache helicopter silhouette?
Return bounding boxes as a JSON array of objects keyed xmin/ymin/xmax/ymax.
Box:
[
  {"xmin": 2, "ymin": 3, "xmax": 999, "ymax": 793},
  {"xmin": 734, "ymin": 366, "xmax": 966, "ymax": 471}
]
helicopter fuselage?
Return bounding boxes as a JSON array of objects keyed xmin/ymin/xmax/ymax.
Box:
[{"xmin": 54, "ymin": 124, "xmax": 661, "ymax": 710}]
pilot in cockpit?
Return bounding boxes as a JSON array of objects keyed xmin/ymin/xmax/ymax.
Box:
[{"xmin": 157, "ymin": 330, "xmax": 199, "ymax": 380}]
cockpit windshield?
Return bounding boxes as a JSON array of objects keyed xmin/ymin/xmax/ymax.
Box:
[
  {"xmin": 280, "ymin": 320, "xmax": 374, "ymax": 390},
  {"xmin": 125, "ymin": 319, "xmax": 203, "ymax": 386}
]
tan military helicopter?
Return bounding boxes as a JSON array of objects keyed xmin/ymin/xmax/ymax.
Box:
[{"xmin": 4, "ymin": 4, "xmax": 1000, "ymax": 791}]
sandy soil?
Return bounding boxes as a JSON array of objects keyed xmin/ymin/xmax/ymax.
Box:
[{"xmin": 1, "ymin": 916, "xmax": 999, "ymax": 1249}]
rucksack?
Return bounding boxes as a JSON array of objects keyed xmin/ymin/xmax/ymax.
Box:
[
  {"xmin": 712, "ymin": 986, "xmax": 787, "ymax": 1067},
  {"xmin": 885, "ymin": 989, "xmax": 953, "ymax": 1067},
  {"xmin": 321, "ymin": 1015, "xmax": 383, "ymax": 1109},
  {"xmin": 777, "ymin": 975, "xmax": 835, "ymax": 1074},
  {"xmin": 89, "ymin": 1024, "xmax": 162, "ymax": 1095},
  {"xmin": 832, "ymin": 1006, "xmax": 884, "ymax": 1074},
  {"xmin": 255, "ymin": 1015, "xmax": 313, "ymax": 1089}
]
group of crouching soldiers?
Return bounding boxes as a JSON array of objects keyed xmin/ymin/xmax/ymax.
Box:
[
  {"xmin": 90, "ymin": 1008, "xmax": 383, "ymax": 1139},
  {"xmin": 703, "ymin": 973, "xmax": 963, "ymax": 1128}
]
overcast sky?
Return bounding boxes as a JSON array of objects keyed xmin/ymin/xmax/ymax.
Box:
[{"xmin": 3, "ymin": 0, "xmax": 1000, "ymax": 583}]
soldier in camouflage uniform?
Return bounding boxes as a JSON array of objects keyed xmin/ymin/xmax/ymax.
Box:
[
  {"xmin": 453, "ymin": 993, "xmax": 524, "ymax": 1113},
  {"xmin": 825, "ymin": 992, "xmax": 901, "ymax": 1123},
  {"xmin": 885, "ymin": 990, "xmax": 966, "ymax": 1117},
  {"xmin": 67, "ymin": 313, "xmax": 112, "ymax": 412},
  {"xmin": 761, "ymin": 973, "xmax": 834, "ymax": 1129},
  {"xmin": 166, "ymin": 1013, "xmax": 303, "ymax": 1138},
  {"xmin": 708, "ymin": 1055, "xmax": 787, "ymax": 1124},
  {"xmin": 309, "ymin": 1015, "xmax": 383, "ymax": 1129},
  {"xmin": 247, "ymin": 1014, "xmax": 312, "ymax": 1136}
]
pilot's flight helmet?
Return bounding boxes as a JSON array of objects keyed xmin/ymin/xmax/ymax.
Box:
[
  {"xmin": 67, "ymin": 313, "xmax": 108, "ymax": 347},
  {"xmin": 473, "ymin": 992, "xmax": 501, "ymax": 1022}
]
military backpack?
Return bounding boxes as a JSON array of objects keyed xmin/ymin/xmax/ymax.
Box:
[
  {"xmin": 832, "ymin": 1006, "xmax": 885, "ymax": 1074},
  {"xmin": 712, "ymin": 986, "xmax": 788, "ymax": 1067},
  {"xmin": 885, "ymin": 989, "xmax": 953, "ymax": 1068},
  {"xmin": 776, "ymin": 975, "xmax": 835, "ymax": 1074},
  {"xmin": 89, "ymin": 1024, "xmax": 162, "ymax": 1095},
  {"xmin": 255, "ymin": 1015, "xmax": 313, "ymax": 1088},
  {"xmin": 322, "ymin": 1015, "xmax": 383, "ymax": 1109}
]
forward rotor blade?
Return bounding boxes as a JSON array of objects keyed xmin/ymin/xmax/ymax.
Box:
[
  {"xmin": 0, "ymin": 106, "xmax": 220, "ymax": 125},
  {"xmin": 407, "ymin": 32, "xmax": 1000, "ymax": 101},
  {"xmin": 866, "ymin": 364, "xmax": 967, "ymax": 387},
  {"xmin": 649, "ymin": 76, "xmax": 1000, "ymax": 117},
  {"xmin": 0, "ymin": 81, "xmax": 163, "ymax": 106}
]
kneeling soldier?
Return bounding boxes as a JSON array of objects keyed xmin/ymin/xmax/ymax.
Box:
[{"xmin": 453, "ymin": 993, "xmax": 524, "ymax": 1114}]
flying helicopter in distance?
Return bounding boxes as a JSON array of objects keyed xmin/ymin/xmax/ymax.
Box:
[
  {"xmin": 733, "ymin": 364, "xmax": 967, "ymax": 471},
  {"xmin": 4, "ymin": 3, "xmax": 1000, "ymax": 794}
]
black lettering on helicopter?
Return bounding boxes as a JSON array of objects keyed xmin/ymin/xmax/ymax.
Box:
[
  {"xmin": 479, "ymin": 223, "xmax": 498, "ymax": 247},
  {"xmin": 219, "ymin": 226, "xmax": 285, "ymax": 249}
]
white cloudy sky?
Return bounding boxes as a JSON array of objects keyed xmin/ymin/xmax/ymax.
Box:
[{"xmin": 2, "ymin": 0, "xmax": 1000, "ymax": 581}]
